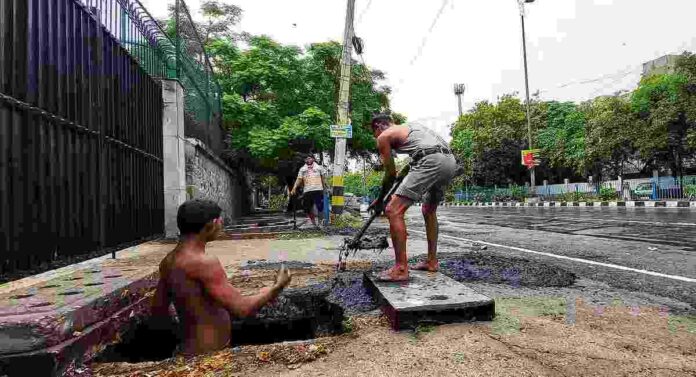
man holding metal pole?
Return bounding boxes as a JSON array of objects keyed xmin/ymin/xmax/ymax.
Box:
[{"xmin": 368, "ymin": 114, "xmax": 458, "ymax": 281}]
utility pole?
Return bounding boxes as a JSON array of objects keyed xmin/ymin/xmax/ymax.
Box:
[
  {"xmin": 331, "ymin": 0, "xmax": 356, "ymax": 220},
  {"xmin": 454, "ymin": 83, "xmax": 466, "ymax": 118},
  {"xmin": 519, "ymin": 0, "xmax": 536, "ymax": 191}
]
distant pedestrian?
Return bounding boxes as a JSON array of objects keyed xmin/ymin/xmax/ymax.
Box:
[{"xmin": 290, "ymin": 155, "xmax": 328, "ymax": 228}]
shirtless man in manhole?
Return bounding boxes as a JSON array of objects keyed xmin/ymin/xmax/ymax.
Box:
[
  {"xmin": 369, "ymin": 114, "xmax": 458, "ymax": 282},
  {"xmin": 151, "ymin": 199, "xmax": 292, "ymax": 356}
]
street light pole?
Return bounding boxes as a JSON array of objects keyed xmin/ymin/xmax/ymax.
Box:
[
  {"xmin": 519, "ymin": 0, "xmax": 536, "ymax": 190},
  {"xmin": 454, "ymin": 83, "xmax": 466, "ymax": 118}
]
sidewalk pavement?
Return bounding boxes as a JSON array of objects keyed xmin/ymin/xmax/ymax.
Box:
[
  {"xmin": 0, "ymin": 234, "xmax": 360, "ymax": 374},
  {"xmin": 0, "ymin": 219, "xmax": 436, "ymax": 376}
]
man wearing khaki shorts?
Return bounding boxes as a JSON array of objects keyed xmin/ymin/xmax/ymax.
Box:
[{"xmin": 368, "ymin": 114, "xmax": 457, "ymax": 281}]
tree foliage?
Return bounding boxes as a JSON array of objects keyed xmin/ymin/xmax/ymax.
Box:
[
  {"xmin": 449, "ymin": 53, "xmax": 696, "ymax": 186},
  {"xmin": 537, "ymin": 102, "xmax": 587, "ymax": 173},
  {"xmin": 215, "ymin": 36, "xmax": 392, "ymax": 173}
]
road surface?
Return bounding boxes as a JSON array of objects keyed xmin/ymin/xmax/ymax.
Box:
[{"xmin": 398, "ymin": 206, "xmax": 696, "ymax": 313}]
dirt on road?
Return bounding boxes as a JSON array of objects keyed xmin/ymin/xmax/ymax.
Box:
[{"xmin": 90, "ymin": 299, "xmax": 696, "ymax": 377}]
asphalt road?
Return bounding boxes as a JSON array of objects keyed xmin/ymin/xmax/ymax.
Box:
[{"xmin": 400, "ymin": 207, "xmax": 696, "ymax": 313}]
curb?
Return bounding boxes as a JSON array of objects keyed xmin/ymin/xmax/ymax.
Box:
[{"xmin": 418, "ymin": 201, "xmax": 695, "ymax": 209}]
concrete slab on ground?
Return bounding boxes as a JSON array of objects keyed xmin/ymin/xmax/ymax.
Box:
[{"xmin": 364, "ymin": 270, "xmax": 495, "ymax": 330}]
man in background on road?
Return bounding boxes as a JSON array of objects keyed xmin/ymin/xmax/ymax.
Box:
[
  {"xmin": 369, "ymin": 114, "xmax": 457, "ymax": 281},
  {"xmin": 290, "ymin": 155, "xmax": 329, "ymax": 229},
  {"xmin": 151, "ymin": 199, "xmax": 292, "ymax": 356}
]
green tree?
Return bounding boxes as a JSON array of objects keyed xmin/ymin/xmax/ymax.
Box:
[
  {"xmin": 450, "ymin": 94, "xmax": 531, "ymax": 185},
  {"xmin": 583, "ymin": 95, "xmax": 640, "ymax": 178},
  {"xmin": 344, "ymin": 170, "xmax": 383, "ymax": 197},
  {"xmin": 631, "ymin": 70, "xmax": 694, "ymax": 179},
  {"xmin": 218, "ymin": 36, "xmax": 392, "ymax": 173},
  {"xmin": 537, "ymin": 102, "xmax": 587, "ymax": 174}
]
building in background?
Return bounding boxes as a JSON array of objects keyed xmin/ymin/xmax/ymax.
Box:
[{"xmin": 642, "ymin": 55, "xmax": 680, "ymax": 77}]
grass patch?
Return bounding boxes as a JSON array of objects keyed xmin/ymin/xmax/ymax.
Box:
[
  {"xmin": 668, "ymin": 315, "xmax": 696, "ymax": 334},
  {"xmin": 342, "ymin": 317, "xmax": 354, "ymax": 333},
  {"xmin": 452, "ymin": 352, "xmax": 467, "ymax": 363},
  {"xmin": 492, "ymin": 297, "xmax": 566, "ymax": 335},
  {"xmin": 409, "ymin": 324, "xmax": 436, "ymax": 343},
  {"xmin": 332, "ymin": 212, "xmax": 364, "ymax": 229}
]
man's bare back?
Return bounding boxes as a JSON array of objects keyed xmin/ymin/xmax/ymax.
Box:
[
  {"xmin": 157, "ymin": 246, "xmax": 232, "ymax": 355},
  {"xmin": 151, "ymin": 200, "xmax": 291, "ymax": 356}
]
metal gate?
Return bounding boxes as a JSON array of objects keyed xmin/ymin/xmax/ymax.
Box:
[{"xmin": 0, "ymin": 0, "xmax": 164, "ymax": 274}]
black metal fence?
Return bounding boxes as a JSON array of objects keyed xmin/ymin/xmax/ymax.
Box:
[{"xmin": 0, "ymin": 0, "xmax": 164, "ymax": 274}]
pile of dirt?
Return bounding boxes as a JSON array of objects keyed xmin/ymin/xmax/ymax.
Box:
[{"xmin": 89, "ymin": 302, "xmax": 696, "ymax": 376}]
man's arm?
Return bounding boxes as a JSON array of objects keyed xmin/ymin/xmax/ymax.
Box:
[
  {"xmin": 377, "ymin": 133, "xmax": 397, "ymax": 199},
  {"xmin": 197, "ymin": 256, "xmax": 290, "ymax": 318},
  {"xmin": 151, "ymin": 263, "xmax": 171, "ymax": 318},
  {"xmin": 150, "ymin": 276, "xmax": 171, "ymax": 317},
  {"xmin": 290, "ymin": 169, "xmax": 304, "ymax": 196},
  {"xmin": 290, "ymin": 177, "xmax": 303, "ymax": 196}
]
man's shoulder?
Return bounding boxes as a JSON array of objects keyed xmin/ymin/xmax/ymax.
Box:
[{"xmin": 170, "ymin": 249, "xmax": 222, "ymax": 277}]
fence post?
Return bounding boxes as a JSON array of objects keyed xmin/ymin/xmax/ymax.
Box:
[{"xmin": 162, "ymin": 80, "xmax": 187, "ymax": 238}]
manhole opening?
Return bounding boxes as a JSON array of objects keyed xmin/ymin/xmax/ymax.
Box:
[{"xmin": 94, "ymin": 290, "xmax": 345, "ymax": 363}]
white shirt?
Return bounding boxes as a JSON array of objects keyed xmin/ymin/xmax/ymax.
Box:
[{"xmin": 297, "ymin": 164, "xmax": 326, "ymax": 193}]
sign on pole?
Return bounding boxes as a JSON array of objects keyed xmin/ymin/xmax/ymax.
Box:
[
  {"xmin": 330, "ymin": 124, "xmax": 353, "ymax": 139},
  {"xmin": 521, "ymin": 149, "xmax": 541, "ymax": 169}
]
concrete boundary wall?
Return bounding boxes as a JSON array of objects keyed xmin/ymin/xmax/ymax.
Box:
[
  {"xmin": 161, "ymin": 80, "xmax": 187, "ymax": 238},
  {"xmin": 161, "ymin": 79, "xmax": 247, "ymax": 238},
  {"xmin": 185, "ymin": 138, "xmax": 244, "ymax": 224}
]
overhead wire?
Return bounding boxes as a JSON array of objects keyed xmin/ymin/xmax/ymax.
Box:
[
  {"xmin": 385, "ymin": 0, "xmax": 452, "ymax": 95},
  {"xmin": 355, "ymin": 0, "xmax": 373, "ymax": 27}
]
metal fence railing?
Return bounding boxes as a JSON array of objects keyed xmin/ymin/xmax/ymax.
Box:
[
  {"xmin": 0, "ymin": 0, "xmax": 164, "ymax": 274},
  {"xmin": 170, "ymin": 0, "xmax": 225, "ymax": 155},
  {"xmin": 451, "ymin": 176, "xmax": 696, "ymax": 203},
  {"xmin": 454, "ymin": 186, "xmax": 530, "ymax": 203},
  {"xmin": 79, "ymin": 0, "xmax": 225, "ymax": 154}
]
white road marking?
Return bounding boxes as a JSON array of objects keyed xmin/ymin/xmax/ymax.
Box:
[
  {"xmin": 409, "ymin": 230, "xmax": 696, "ymax": 283},
  {"xmin": 441, "ymin": 208, "xmax": 696, "ymax": 227}
]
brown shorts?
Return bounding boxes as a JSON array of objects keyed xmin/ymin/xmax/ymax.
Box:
[{"xmin": 395, "ymin": 153, "xmax": 457, "ymax": 204}]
